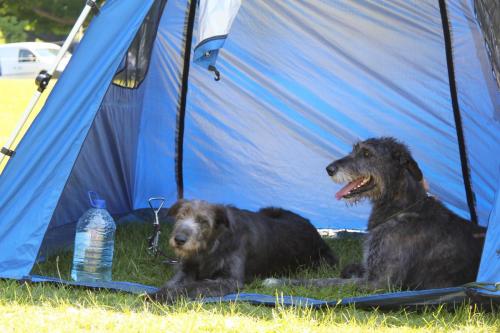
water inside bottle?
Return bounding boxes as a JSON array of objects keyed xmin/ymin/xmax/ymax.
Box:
[{"xmin": 71, "ymin": 208, "xmax": 115, "ymax": 282}]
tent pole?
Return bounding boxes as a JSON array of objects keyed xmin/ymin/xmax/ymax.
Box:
[{"xmin": 0, "ymin": 0, "xmax": 100, "ymax": 169}]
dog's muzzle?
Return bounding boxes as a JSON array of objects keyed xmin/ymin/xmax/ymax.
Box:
[
  {"xmin": 173, "ymin": 234, "xmax": 187, "ymax": 246},
  {"xmin": 326, "ymin": 162, "xmax": 337, "ymax": 176}
]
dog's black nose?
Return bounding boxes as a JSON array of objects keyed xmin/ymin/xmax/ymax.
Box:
[
  {"xmin": 174, "ymin": 234, "xmax": 187, "ymax": 246},
  {"xmin": 326, "ymin": 163, "xmax": 337, "ymax": 176}
]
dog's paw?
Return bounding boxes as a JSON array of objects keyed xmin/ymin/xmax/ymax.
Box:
[
  {"xmin": 340, "ymin": 263, "xmax": 365, "ymax": 279},
  {"xmin": 145, "ymin": 289, "xmax": 178, "ymax": 304},
  {"xmin": 143, "ymin": 292, "xmax": 157, "ymax": 302},
  {"xmin": 144, "ymin": 291, "xmax": 163, "ymax": 302},
  {"xmin": 262, "ymin": 278, "xmax": 286, "ymax": 287}
]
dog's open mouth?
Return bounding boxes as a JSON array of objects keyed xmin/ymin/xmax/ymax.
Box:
[{"xmin": 335, "ymin": 176, "xmax": 374, "ymax": 200}]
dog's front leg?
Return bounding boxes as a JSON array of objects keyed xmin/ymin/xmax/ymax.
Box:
[
  {"xmin": 180, "ymin": 278, "xmax": 241, "ymax": 299},
  {"xmin": 147, "ymin": 267, "xmax": 195, "ymax": 303},
  {"xmin": 180, "ymin": 254, "xmax": 245, "ymax": 299},
  {"xmin": 148, "ymin": 278, "xmax": 241, "ymax": 304},
  {"xmin": 148, "ymin": 285, "xmax": 187, "ymax": 304},
  {"xmin": 149, "ymin": 255, "xmax": 245, "ymax": 303},
  {"xmin": 163, "ymin": 269, "xmax": 193, "ymax": 288}
]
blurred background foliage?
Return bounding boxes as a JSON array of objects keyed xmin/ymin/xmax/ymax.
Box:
[{"xmin": 0, "ymin": 0, "xmax": 85, "ymax": 43}]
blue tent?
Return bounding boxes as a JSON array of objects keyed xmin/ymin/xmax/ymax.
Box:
[{"xmin": 0, "ymin": 0, "xmax": 498, "ymax": 306}]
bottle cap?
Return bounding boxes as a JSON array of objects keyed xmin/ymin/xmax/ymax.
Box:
[{"xmin": 88, "ymin": 191, "xmax": 107, "ymax": 209}]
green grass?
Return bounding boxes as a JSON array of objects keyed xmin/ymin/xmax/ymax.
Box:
[
  {"xmin": 32, "ymin": 221, "xmax": 366, "ymax": 299},
  {"xmin": 0, "ymin": 220, "xmax": 489, "ymax": 332},
  {"xmin": 0, "ymin": 79, "xmax": 499, "ymax": 332}
]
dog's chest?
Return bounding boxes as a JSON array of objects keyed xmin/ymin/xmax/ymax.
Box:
[
  {"xmin": 190, "ymin": 256, "xmax": 227, "ymax": 279},
  {"xmin": 364, "ymin": 217, "xmax": 404, "ymax": 270}
]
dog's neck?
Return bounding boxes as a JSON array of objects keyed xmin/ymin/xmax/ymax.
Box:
[
  {"xmin": 368, "ymin": 175, "xmax": 428, "ymax": 230},
  {"xmin": 183, "ymin": 227, "xmax": 233, "ymax": 263}
]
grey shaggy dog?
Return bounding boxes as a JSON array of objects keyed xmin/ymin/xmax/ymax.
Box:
[
  {"xmin": 265, "ymin": 137, "xmax": 484, "ymax": 290},
  {"xmin": 148, "ymin": 200, "xmax": 337, "ymax": 303}
]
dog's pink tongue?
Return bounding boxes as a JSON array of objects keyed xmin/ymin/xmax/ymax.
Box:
[{"xmin": 335, "ymin": 178, "xmax": 365, "ymax": 200}]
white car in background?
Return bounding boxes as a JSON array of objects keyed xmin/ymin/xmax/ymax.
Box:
[{"xmin": 0, "ymin": 42, "xmax": 71, "ymax": 78}]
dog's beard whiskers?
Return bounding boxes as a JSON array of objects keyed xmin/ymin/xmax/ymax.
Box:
[
  {"xmin": 331, "ymin": 170, "xmax": 354, "ymax": 184},
  {"xmin": 173, "ymin": 240, "xmax": 203, "ymax": 259},
  {"xmin": 367, "ymin": 175, "xmax": 384, "ymax": 201},
  {"xmin": 344, "ymin": 196, "xmax": 364, "ymax": 206}
]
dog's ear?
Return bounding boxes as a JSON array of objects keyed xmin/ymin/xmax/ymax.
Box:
[
  {"xmin": 406, "ymin": 156, "xmax": 423, "ymax": 181},
  {"xmin": 167, "ymin": 200, "xmax": 185, "ymax": 217},
  {"xmin": 392, "ymin": 150, "xmax": 423, "ymax": 181},
  {"xmin": 214, "ymin": 205, "xmax": 230, "ymax": 228}
]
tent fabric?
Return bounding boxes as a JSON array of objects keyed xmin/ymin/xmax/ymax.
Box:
[
  {"xmin": 203, "ymin": 287, "xmax": 476, "ymax": 309},
  {"xmin": 133, "ymin": 0, "xmax": 191, "ymax": 209},
  {"xmin": 447, "ymin": 0, "xmax": 500, "ymax": 226},
  {"xmin": 477, "ymin": 181, "xmax": 500, "ymax": 283},
  {"xmin": 40, "ymin": 84, "xmax": 148, "ymax": 256},
  {"xmin": 182, "ymin": 0, "xmax": 498, "ymax": 228},
  {"xmin": 28, "ymin": 275, "xmax": 159, "ymax": 295},
  {"xmin": 474, "ymin": 0, "xmax": 500, "ymax": 87},
  {"xmin": 42, "ymin": 0, "xmax": 188, "ymax": 255},
  {"xmin": 0, "ymin": 0, "xmax": 155, "ymax": 279},
  {"xmin": 0, "ymin": 0, "xmax": 498, "ymax": 304}
]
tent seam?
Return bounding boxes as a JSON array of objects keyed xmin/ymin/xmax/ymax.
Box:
[
  {"xmin": 175, "ymin": 0, "xmax": 197, "ymax": 199},
  {"xmin": 438, "ymin": 0, "xmax": 478, "ymax": 225}
]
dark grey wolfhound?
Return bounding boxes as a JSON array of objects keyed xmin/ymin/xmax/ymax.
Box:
[
  {"xmin": 265, "ymin": 137, "xmax": 484, "ymax": 290},
  {"xmin": 148, "ymin": 200, "xmax": 337, "ymax": 303}
]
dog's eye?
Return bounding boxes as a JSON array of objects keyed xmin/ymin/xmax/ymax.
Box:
[
  {"xmin": 196, "ymin": 217, "xmax": 209, "ymax": 225},
  {"xmin": 363, "ymin": 149, "xmax": 371, "ymax": 158}
]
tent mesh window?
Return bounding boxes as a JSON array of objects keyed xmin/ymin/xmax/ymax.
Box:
[
  {"xmin": 475, "ymin": 0, "xmax": 500, "ymax": 87},
  {"xmin": 112, "ymin": 0, "xmax": 167, "ymax": 89}
]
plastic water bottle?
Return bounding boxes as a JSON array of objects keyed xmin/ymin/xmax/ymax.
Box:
[{"xmin": 71, "ymin": 191, "xmax": 116, "ymax": 282}]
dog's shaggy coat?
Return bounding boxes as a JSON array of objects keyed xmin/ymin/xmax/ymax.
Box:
[
  {"xmin": 265, "ymin": 137, "xmax": 484, "ymax": 290},
  {"xmin": 149, "ymin": 200, "xmax": 337, "ymax": 302}
]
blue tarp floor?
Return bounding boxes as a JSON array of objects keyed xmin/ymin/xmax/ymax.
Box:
[{"xmin": 22, "ymin": 275, "xmax": 500, "ymax": 309}]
